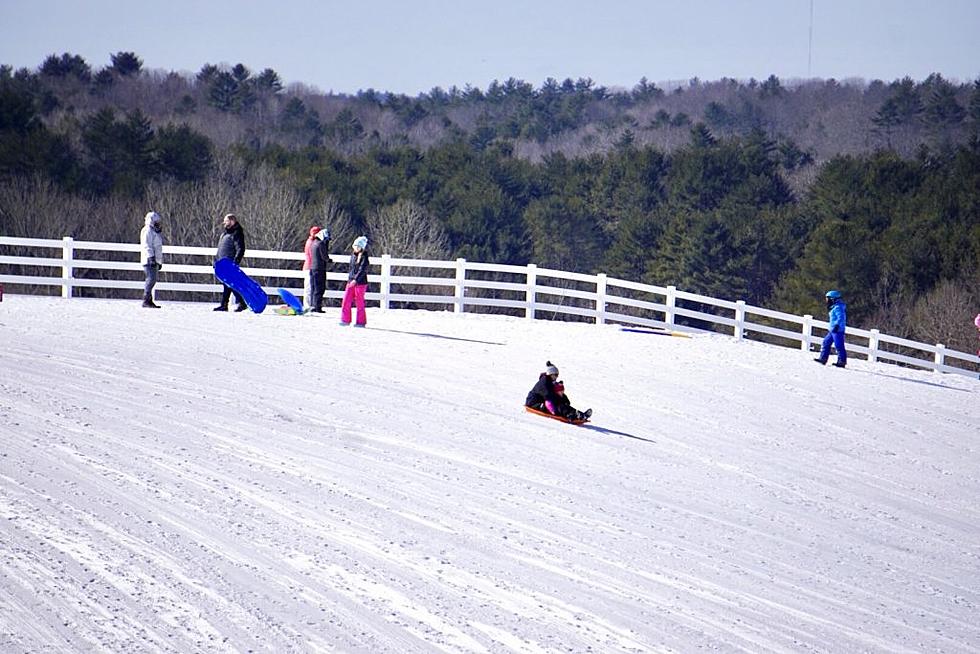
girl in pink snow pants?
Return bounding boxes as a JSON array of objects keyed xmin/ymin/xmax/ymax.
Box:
[{"xmin": 341, "ymin": 236, "xmax": 370, "ymax": 326}]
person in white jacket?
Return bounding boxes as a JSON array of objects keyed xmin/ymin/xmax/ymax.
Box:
[{"xmin": 139, "ymin": 211, "xmax": 164, "ymax": 308}]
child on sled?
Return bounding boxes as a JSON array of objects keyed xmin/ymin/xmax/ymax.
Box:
[{"xmin": 525, "ymin": 361, "xmax": 592, "ymax": 421}]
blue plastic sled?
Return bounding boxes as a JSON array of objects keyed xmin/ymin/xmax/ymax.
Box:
[
  {"xmin": 214, "ymin": 259, "xmax": 267, "ymax": 313},
  {"xmin": 277, "ymin": 288, "xmax": 305, "ymax": 314}
]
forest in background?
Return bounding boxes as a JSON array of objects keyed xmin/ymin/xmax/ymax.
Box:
[{"xmin": 1, "ymin": 52, "xmax": 978, "ymax": 353}]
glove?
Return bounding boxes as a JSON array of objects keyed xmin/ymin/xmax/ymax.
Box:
[
  {"xmin": 831, "ymin": 326, "xmax": 841, "ymax": 334},
  {"xmin": 147, "ymin": 257, "xmax": 156, "ymax": 268},
  {"xmin": 155, "ymin": 262, "xmax": 163, "ymax": 271}
]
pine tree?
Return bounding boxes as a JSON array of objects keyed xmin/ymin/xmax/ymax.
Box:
[
  {"xmin": 872, "ymin": 98, "xmax": 901, "ymax": 148},
  {"xmin": 923, "ymin": 80, "xmax": 966, "ymax": 130},
  {"xmin": 110, "ymin": 52, "xmax": 142, "ymax": 77},
  {"xmin": 155, "ymin": 123, "xmax": 213, "ymax": 182},
  {"xmin": 968, "ymin": 79, "xmax": 980, "ymax": 133},
  {"xmin": 39, "ymin": 53, "xmax": 91, "ymax": 81},
  {"xmin": 81, "ymin": 108, "xmax": 155, "ymax": 195},
  {"xmin": 891, "ymin": 77, "xmax": 923, "ymax": 126}
]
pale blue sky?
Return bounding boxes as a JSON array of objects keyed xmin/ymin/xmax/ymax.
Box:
[{"xmin": 2, "ymin": 1, "xmax": 978, "ymax": 94}]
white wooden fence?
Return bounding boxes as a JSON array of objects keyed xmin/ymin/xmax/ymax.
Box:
[{"xmin": 2, "ymin": 235, "xmax": 978, "ymax": 378}]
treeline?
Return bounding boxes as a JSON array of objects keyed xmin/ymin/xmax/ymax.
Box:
[
  {"xmin": 6, "ymin": 51, "xmax": 980, "ymax": 162},
  {"xmin": 1, "ymin": 52, "xmax": 978, "ymax": 353}
]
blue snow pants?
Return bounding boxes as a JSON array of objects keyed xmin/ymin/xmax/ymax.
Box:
[{"xmin": 819, "ymin": 330, "xmax": 847, "ymax": 363}]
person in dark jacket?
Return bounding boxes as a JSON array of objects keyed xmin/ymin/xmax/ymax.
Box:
[
  {"xmin": 309, "ymin": 227, "xmax": 331, "ymax": 313},
  {"xmin": 814, "ymin": 289, "xmax": 847, "ymax": 368},
  {"xmin": 340, "ymin": 235, "xmax": 370, "ymax": 326},
  {"xmin": 525, "ymin": 361, "xmax": 592, "ymax": 421},
  {"xmin": 214, "ymin": 213, "xmax": 247, "ymax": 312}
]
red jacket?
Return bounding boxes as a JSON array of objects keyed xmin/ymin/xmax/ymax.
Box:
[{"xmin": 303, "ymin": 237, "xmax": 316, "ymax": 271}]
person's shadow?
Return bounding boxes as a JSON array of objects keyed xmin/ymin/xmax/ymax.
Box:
[
  {"xmin": 855, "ymin": 369, "xmax": 973, "ymax": 392},
  {"xmin": 369, "ymin": 327, "xmax": 504, "ymax": 346},
  {"xmin": 581, "ymin": 423, "xmax": 656, "ymax": 444}
]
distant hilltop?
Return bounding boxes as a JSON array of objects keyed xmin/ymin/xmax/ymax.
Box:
[{"xmin": 5, "ymin": 52, "xmax": 977, "ymax": 163}]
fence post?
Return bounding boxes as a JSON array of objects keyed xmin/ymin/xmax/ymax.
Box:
[
  {"xmin": 454, "ymin": 258, "xmax": 466, "ymax": 314},
  {"xmin": 868, "ymin": 329, "xmax": 880, "ymax": 363},
  {"xmin": 665, "ymin": 286, "xmax": 676, "ymax": 328},
  {"xmin": 595, "ymin": 273, "xmax": 607, "ymax": 325},
  {"xmin": 526, "ymin": 264, "xmax": 537, "ymax": 320},
  {"xmin": 734, "ymin": 300, "xmax": 746, "ymax": 341},
  {"xmin": 934, "ymin": 344, "xmax": 946, "ymax": 373},
  {"xmin": 380, "ymin": 253, "xmax": 391, "ymax": 310},
  {"xmin": 801, "ymin": 315, "xmax": 813, "ymax": 352},
  {"xmin": 61, "ymin": 236, "xmax": 74, "ymax": 299}
]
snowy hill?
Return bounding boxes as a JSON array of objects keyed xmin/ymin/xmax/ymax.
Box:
[{"xmin": 1, "ymin": 296, "xmax": 978, "ymax": 653}]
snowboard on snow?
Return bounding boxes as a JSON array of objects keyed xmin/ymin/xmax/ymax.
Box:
[
  {"xmin": 214, "ymin": 259, "xmax": 267, "ymax": 313},
  {"xmin": 524, "ymin": 405, "xmax": 591, "ymax": 425}
]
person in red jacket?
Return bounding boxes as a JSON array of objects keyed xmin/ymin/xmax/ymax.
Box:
[{"xmin": 302, "ymin": 226, "xmax": 321, "ymax": 310}]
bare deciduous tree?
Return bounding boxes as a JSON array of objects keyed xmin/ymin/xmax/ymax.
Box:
[
  {"xmin": 0, "ymin": 175, "xmax": 92, "ymax": 238},
  {"xmin": 363, "ymin": 199, "xmax": 452, "ymax": 309},
  {"xmin": 143, "ymin": 178, "xmax": 205, "ymax": 246},
  {"xmin": 906, "ymin": 277, "xmax": 977, "ymax": 353},
  {"xmin": 314, "ymin": 194, "xmax": 355, "ymax": 253},
  {"xmin": 234, "ymin": 164, "xmax": 305, "ymax": 252},
  {"xmin": 141, "ymin": 151, "xmax": 240, "ymax": 247},
  {"xmin": 365, "ymin": 199, "xmax": 449, "ymax": 259},
  {"xmin": 865, "ymin": 270, "xmax": 916, "ymax": 339}
]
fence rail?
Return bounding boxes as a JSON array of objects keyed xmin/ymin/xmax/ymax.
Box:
[{"xmin": 2, "ymin": 236, "xmax": 977, "ymax": 378}]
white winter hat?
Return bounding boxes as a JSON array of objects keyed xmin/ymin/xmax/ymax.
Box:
[
  {"xmin": 145, "ymin": 211, "xmax": 161, "ymax": 225},
  {"xmin": 352, "ymin": 236, "xmax": 368, "ymax": 250}
]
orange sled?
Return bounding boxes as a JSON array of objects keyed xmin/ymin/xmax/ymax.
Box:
[{"xmin": 524, "ymin": 405, "xmax": 590, "ymax": 425}]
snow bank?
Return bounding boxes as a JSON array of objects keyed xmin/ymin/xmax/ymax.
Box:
[{"xmin": 1, "ymin": 296, "xmax": 978, "ymax": 652}]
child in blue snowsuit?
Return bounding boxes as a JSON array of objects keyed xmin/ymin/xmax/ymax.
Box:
[{"xmin": 815, "ymin": 290, "xmax": 847, "ymax": 368}]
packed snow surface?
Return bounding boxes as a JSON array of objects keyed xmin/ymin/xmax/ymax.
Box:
[{"xmin": 1, "ymin": 296, "xmax": 978, "ymax": 653}]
